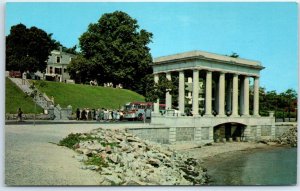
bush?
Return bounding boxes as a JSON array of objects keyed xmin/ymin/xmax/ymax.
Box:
[
  {"xmin": 58, "ymin": 133, "xmax": 82, "ymax": 149},
  {"xmin": 85, "ymin": 154, "xmax": 108, "ymax": 169}
]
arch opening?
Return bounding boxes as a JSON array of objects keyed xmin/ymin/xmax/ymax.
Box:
[{"xmin": 213, "ymin": 122, "xmax": 246, "ymax": 142}]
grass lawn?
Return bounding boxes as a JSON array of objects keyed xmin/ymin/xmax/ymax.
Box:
[
  {"xmin": 6, "ymin": 78, "xmax": 43, "ymax": 114},
  {"xmin": 33, "ymin": 80, "xmax": 145, "ymax": 111}
]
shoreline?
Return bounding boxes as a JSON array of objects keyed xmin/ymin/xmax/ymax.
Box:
[{"xmin": 174, "ymin": 141, "xmax": 292, "ymax": 162}]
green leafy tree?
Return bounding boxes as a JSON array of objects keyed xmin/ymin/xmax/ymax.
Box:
[
  {"xmin": 279, "ymin": 89, "xmax": 297, "ymax": 121},
  {"xmin": 67, "ymin": 54, "xmax": 93, "ymax": 84},
  {"xmin": 78, "ymin": 11, "xmax": 153, "ymax": 94},
  {"xmin": 145, "ymin": 74, "xmax": 175, "ymax": 103},
  {"xmin": 52, "ymin": 40, "xmax": 79, "ymax": 55},
  {"xmin": 6, "ymin": 23, "xmax": 56, "ymax": 73}
]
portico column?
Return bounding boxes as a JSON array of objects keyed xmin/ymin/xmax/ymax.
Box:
[
  {"xmin": 153, "ymin": 73, "xmax": 159, "ymax": 114},
  {"xmin": 226, "ymin": 76, "xmax": 232, "ymax": 114},
  {"xmin": 231, "ymin": 74, "xmax": 239, "ymax": 116},
  {"xmin": 165, "ymin": 72, "xmax": 172, "ymax": 110},
  {"xmin": 243, "ymin": 76, "xmax": 250, "ymax": 116},
  {"xmin": 217, "ymin": 72, "xmax": 225, "ymax": 116},
  {"xmin": 253, "ymin": 76, "xmax": 260, "ymax": 116},
  {"xmin": 192, "ymin": 69, "xmax": 199, "ymax": 116},
  {"xmin": 205, "ymin": 71, "xmax": 212, "ymax": 116},
  {"xmin": 178, "ymin": 71, "xmax": 185, "ymax": 114}
]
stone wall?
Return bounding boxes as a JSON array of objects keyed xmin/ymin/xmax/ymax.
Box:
[
  {"xmin": 175, "ymin": 127, "xmax": 194, "ymax": 142},
  {"xmin": 126, "ymin": 122, "xmax": 295, "ymax": 145},
  {"xmin": 261, "ymin": 125, "xmax": 272, "ymax": 137},
  {"xmin": 127, "ymin": 128, "xmax": 170, "ymax": 144}
]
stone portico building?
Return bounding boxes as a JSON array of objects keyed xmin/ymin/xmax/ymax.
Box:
[{"xmin": 146, "ymin": 50, "xmax": 275, "ymax": 144}]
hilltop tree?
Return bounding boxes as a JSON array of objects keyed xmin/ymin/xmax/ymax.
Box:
[
  {"xmin": 6, "ymin": 23, "xmax": 56, "ymax": 73},
  {"xmin": 77, "ymin": 11, "xmax": 153, "ymax": 94}
]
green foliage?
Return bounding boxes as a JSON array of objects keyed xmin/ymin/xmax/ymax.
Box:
[
  {"xmin": 67, "ymin": 54, "xmax": 92, "ymax": 83},
  {"xmin": 35, "ymin": 80, "xmax": 48, "ymax": 88},
  {"xmin": 75, "ymin": 11, "xmax": 153, "ymax": 95},
  {"xmin": 258, "ymin": 88, "xmax": 297, "ymax": 119},
  {"xmin": 5, "ymin": 78, "xmax": 43, "ymax": 114},
  {"xmin": 32, "ymin": 80, "xmax": 144, "ymax": 110},
  {"xmin": 58, "ymin": 133, "xmax": 83, "ymax": 149},
  {"xmin": 145, "ymin": 74, "xmax": 175, "ymax": 103},
  {"xmin": 6, "ymin": 23, "xmax": 56, "ymax": 73},
  {"xmin": 85, "ymin": 154, "xmax": 108, "ymax": 169}
]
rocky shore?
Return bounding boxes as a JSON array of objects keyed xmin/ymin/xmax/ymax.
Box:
[
  {"xmin": 276, "ymin": 126, "xmax": 297, "ymax": 147},
  {"xmin": 59, "ymin": 128, "xmax": 209, "ymax": 185}
]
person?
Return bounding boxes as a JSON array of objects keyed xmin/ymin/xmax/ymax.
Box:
[
  {"xmin": 81, "ymin": 109, "xmax": 86, "ymax": 120},
  {"xmin": 22, "ymin": 72, "xmax": 26, "ymax": 85},
  {"xmin": 119, "ymin": 110, "xmax": 124, "ymax": 121},
  {"xmin": 87, "ymin": 108, "xmax": 91, "ymax": 120},
  {"xmin": 76, "ymin": 108, "xmax": 80, "ymax": 120},
  {"xmin": 103, "ymin": 109, "xmax": 108, "ymax": 121},
  {"xmin": 92, "ymin": 109, "xmax": 96, "ymax": 120},
  {"xmin": 17, "ymin": 108, "xmax": 23, "ymax": 122}
]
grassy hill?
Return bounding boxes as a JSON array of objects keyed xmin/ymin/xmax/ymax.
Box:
[
  {"xmin": 33, "ymin": 80, "xmax": 145, "ymax": 111},
  {"xmin": 6, "ymin": 78, "xmax": 43, "ymax": 114}
]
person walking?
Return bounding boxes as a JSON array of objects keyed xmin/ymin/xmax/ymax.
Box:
[
  {"xmin": 17, "ymin": 108, "xmax": 23, "ymax": 122},
  {"xmin": 76, "ymin": 108, "xmax": 80, "ymax": 120}
]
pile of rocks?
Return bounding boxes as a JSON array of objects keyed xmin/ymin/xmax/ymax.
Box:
[
  {"xmin": 69, "ymin": 128, "xmax": 209, "ymax": 185},
  {"xmin": 276, "ymin": 126, "xmax": 297, "ymax": 147}
]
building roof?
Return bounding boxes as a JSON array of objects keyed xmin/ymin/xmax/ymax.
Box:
[{"xmin": 153, "ymin": 50, "xmax": 263, "ymax": 68}]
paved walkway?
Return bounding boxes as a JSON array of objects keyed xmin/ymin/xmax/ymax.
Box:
[{"xmin": 4, "ymin": 123, "xmax": 144, "ymax": 185}]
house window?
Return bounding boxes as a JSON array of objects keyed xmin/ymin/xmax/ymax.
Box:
[
  {"xmin": 57, "ymin": 56, "xmax": 61, "ymax": 63},
  {"xmin": 64, "ymin": 68, "xmax": 67, "ymax": 73},
  {"xmin": 55, "ymin": 68, "xmax": 62, "ymax": 74},
  {"xmin": 49, "ymin": 67, "xmax": 53, "ymax": 74}
]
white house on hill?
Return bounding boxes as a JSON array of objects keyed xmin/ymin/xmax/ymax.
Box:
[{"xmin": 44, "ymin": 47, "xmax": 76, "ymax": 82}]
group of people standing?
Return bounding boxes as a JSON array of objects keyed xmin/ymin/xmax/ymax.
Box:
[{"xmin": 76, "ymin": 108, "xmax": 124, "ymax": 121}]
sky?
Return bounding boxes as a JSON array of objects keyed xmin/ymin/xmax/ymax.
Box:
[{"xmin": 4, "ymin": 2, "xmax": 299, "ymax": 93}]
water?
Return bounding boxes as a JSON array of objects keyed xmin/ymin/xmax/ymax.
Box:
[{"xmin": 205, "ymin": 147, "xmax": 297, "ymax": 185}]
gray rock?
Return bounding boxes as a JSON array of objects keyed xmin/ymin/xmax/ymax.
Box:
[
  {"xmin": 86, "ymin": 165, "xmax": 99, "ymax": 170},
  {"xmin": 104, "ymin": 175, "xmax": 122, "ymax": 185},
  {"xmin": 74, "ymin": 154, "xmax": 88, "ymax": 162},
  {"xmin": 108, "ymin": 154, "xmax": 118, "ymax": 163}
]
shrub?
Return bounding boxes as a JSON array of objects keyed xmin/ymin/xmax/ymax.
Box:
[
  {"xmin": 85, "ymin": 154, "xmax": 108, "ymax": 169},
  {"xmin": 58, "ymin": 133, "xmax": 82, "ymax": 149}
]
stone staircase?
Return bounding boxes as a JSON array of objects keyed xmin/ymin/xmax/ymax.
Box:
[{"xmin": 8, "ymin": 77, "xmax": 68, "ymax": 120}]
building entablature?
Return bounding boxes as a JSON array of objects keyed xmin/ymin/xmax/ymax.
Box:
[{"xmin": 152, "ymin": 50, "xmax": 264, "ymax": 77}]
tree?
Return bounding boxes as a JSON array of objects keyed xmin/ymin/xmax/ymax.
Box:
[
  {"xmin": 77, "ymin": 11, "xmax": 153, "ymax": 94},
  {"xmin": 279, "ymin": 89, "xmax": 297, "ymax": 121},
  {"xmin": 52, "ymin": 40, "xmax": 79, "ymax": 55},
  {"xmin": 6, "ymin": 23, "xmax": 56, "ymax": 73},
  {"xmin": 67, "ymin": 54, "xmax": 94, "ymax": 84},
  {"xmin": 145, "ymin": 74, "xmax": 175, "ymax": 103}
]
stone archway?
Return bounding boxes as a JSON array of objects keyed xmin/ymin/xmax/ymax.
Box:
[{"xmin": 213, "ymin": 122, "xmax": 246, "ymax": 142}]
